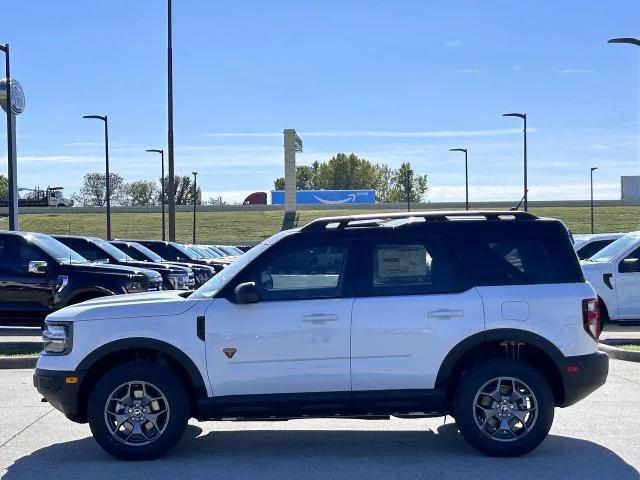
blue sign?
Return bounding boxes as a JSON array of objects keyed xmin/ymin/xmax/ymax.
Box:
[{"xmin": 271, "ymin": 190, "xmax": 375, "ymax": 205}]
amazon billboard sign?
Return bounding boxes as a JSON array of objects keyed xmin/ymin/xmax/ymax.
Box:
[{"xmin": 271, "ymin": 190, "xmax": 375, "ymax": 205}]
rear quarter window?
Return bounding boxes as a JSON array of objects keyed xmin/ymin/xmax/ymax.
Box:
[{"xmin": 454, "ymin": 236, "xmax": 583, "ymax": 286}]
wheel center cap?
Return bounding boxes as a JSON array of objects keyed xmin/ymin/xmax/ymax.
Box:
[{"xmin": 133, "ymin": 408, "xmax": 142, "ymax": 417}]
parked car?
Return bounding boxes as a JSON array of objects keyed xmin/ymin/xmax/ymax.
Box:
[
  {"xmin": 572, "ymin": 233, "xmax": 624, "ymax": 260},
  {"xmin": 214, "ymin": 244, "xmax": 244, "ymax": 256},
  {"xmin": 0, "ymin": 231, "xmax": 163, "ymax": 326},
  {"xmin": 53, "ymin": 235, "xmax": 194, "ymax": 291},
  {"xmin": 130, "ymin": 240, "xmax": 229, "ymax": 271},
  {"xmin": 187, "ymin": 244, "xmax": 237, "ymax": 262},
  {"xmin": 581, "ymin": 231, "xmax": 640, "ymax": 323},
  {"xmin": 110, "ymin": 240, "xmax": 216, "ymax": 288},
  {"xmin": 34, "ymin": 211, "xmax": 607, "ymax": 460}
]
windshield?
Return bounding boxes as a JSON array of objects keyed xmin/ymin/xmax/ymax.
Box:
[
  {"xmin": 27, "ymin": 233, "xmax": 88, "ymax": 265},
  {"xmin": 92, "ymin": 238, "xmax": 129, "ymax": 262},
  {"xmin": 590, "ymin": 234, "xmax": 639, "ymax": 263},
  {"xmin": 172, "ymin": 243, "xmax": 200, "ymax": 261},
  {"xmin": 217, "ymin": 246, "xmax": 237, "ymax": 256},
  {"xmin": 131, "ymin": 243, "xmax": 165, "ymax": 262},
  {"xmin": 191, "ymin": 241, "xmax": 271, "ymax": 299}
]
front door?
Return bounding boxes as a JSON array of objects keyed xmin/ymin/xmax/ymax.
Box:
[
  {"xmin": 205, "ymin": 239, "xmax": 354, "ymax": 416},
  {"xmin": 351, "ymin": 236, "xmax": 484, "ymax": 412},
  {"xmin": 615, "ymin": 246, "xmax": 640, "ymax": 320},
  {"xmin": 0, "ymin": 236, "xmax": 56, "ymax": 325}
]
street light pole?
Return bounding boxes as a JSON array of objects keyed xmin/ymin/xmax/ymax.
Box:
[
  {"xmin": 449, "ymin": 148, "xmax": 469, "ymax": 210},
  {"xmin": 146, "ymin": 149, "xmax": 165, "ymax": 240},
  {"xmin": 83, "ymin": 115, "xmax": 111, "ymax": 239},
  {"xmin": 1, "ymin": 44, "xmax": 19, "ymax": 230},
  {"xmin": 503, "ymin": 112, "xmax": 528, "ymax": 212},
  {"xmin": 167, "ymin": 0, "xmax": 176, "ymax": 241},
  {"xmin": 192, "ymin": 171, "xmax": 198, "ymax": 244},
  {"xmin": 590, "ymin": 167, "xmax": 598, "ymax": 234}
]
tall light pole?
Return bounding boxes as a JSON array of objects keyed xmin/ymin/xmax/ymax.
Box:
[
  {"xmin": 608, "ymin": 38, "xmax": 640, "ymax": 193},
  {"xmin": 1, "ymin": 43, "xmax": 25, "ymax": 231},
  {"xmin": 590, "ymin": 167, "xmax": 598, "ymax": 234},
  {"xmin": 83, "ymin": 115, "xmax": 111, "ymax": 239},
  {"xmin": 146, "ymin": 149, "xmax": 165, "ymax": 240},
  {"xmin": 167, "ymin": 0, "xmax": 176, "ymax": 241},
  {"xmin": 502, "ymin": 112, "xmax": 528, "ymax": 211},
  {"xmin": 192, "ymin": 171, "xmax": 198, "ymax": 244},
  {"xmin": 449, "ymin": 148, "xmax": 469, "ymax": 210}
]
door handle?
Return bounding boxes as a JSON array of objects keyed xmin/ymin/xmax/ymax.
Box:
[
  {"xmin": 427, "ymin": 309, "xmax": 464, "ymax": 319},
  {"xmin": 303, "ymin": 313, "xmax": 338, "ymax": 324}
]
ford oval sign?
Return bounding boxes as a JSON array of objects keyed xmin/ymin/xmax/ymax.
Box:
[{"xmin": 0, "ymin": 78, "xmax": 25, "ymax": 115}]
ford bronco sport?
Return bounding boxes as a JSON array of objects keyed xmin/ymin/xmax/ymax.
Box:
[{"xmin": 34, "ymin": 211, "xmax": 608, "ymax": 459}]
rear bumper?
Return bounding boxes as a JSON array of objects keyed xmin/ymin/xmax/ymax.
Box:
[
  {"xmin": 560, "ymin": 351, "xmax": 609, "ymax": 407},
  {"xmin": 33, "ymin": 368, "xmax": 86, "ymax": 423}
]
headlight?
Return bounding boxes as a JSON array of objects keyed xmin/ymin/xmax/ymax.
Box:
[
  {"xmin": 125, "ymin": 280, "xmax": 146, "ymax": 293},
  {"xmin": 42, "ymin": 321, "xmax": 73, "ymax": 355},
  {"xmin": 168, "ymin": 273, "xmax": 190, "ymax": 290}
]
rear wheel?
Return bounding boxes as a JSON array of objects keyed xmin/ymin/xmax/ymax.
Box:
[
  {"xmin": 87, "ymin": 362, "xmax": 188, "ymax": 460},
  {"xmin": 453, "ymin": 359, "xmax": 554, "ymax": 457}
]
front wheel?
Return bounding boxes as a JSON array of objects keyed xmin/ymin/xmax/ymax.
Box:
[
  {"xmin": 87, "ymin": 362, "xmax": 189, "ymax": 460},
  {"xmin": 453, "ymin": 359, "xmax": 554, "ymax": 457}
]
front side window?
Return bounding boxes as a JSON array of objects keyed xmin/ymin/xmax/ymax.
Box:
[
  {"xmin": 619, "ymin": 247, "xmax": 640, "ymax": 273},
  {"xmin": 365, "ymin": 238, "xmax": 469, "ymax": 295},
  {"xmin": 252, "ymin": 243, "xmax": 348, "ymax": 300}
]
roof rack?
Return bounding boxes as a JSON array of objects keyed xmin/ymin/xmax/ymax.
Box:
[{"xmin": 300, "ymin": 210, "xmax": 537, "ymax": 232}]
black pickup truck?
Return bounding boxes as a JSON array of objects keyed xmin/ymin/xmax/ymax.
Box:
[
  {"xmin": 0, "ymin": 231, "xmax": 163, "ymax": 326},
  {"xmin": 53, "ymin": 235, "xmax": 194, "ymax": 291}
]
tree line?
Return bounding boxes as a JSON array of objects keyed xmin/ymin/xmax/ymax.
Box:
[
  {"xmin": 70, "ymin": 172, "xmax": 213, "ymax": 207},
  {"xmin": 274, "ymin": 153, "xmax": 428, "ymax": 203}
]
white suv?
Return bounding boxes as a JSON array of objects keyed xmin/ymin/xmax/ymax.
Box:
[
  {"xmin": 581, "ymin": 231, "xmax": 640, "ymax": 323},
  {"xmin": 34, "ymin": 211, "xmax": 608, "ymax": 460}
]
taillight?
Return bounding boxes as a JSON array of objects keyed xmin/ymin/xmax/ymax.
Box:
[{"xmin": 582, "ymin": 298, "xmax": 601, "ymax": 341}]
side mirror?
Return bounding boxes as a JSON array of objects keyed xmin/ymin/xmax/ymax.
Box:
[
  {"xmin": 620, "ymin": 258, "xmax": 640, "ymax": 273},
  {"xmin": 234, "ymin": 282, "xmax": 260, "ymax": 304},
  {"xmin": 28, "ymin": 260, "xmax": 48, "ymax": 275}
]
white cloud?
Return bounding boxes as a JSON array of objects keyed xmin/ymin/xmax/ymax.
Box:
[
  {"xmin": 561, "ymin": 68, "xmax": 595, "ymax": 74},
  {"xmin": 444, "ymin": 40, "xmax": 462, "ymax": 48},
  {"xmin": 203, "ymin": 128, "xmax": 527, "ymax": 139},
  {"xmin": 456, "ymin": 68, "xmax": 483, "ymax": 74}
]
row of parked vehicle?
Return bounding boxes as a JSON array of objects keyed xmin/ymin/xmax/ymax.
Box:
[
  {"xmin": 0, "ymin": 229, "xmax": 245, "ymax": 326},
  {"xmin": 571, "ymin": 232, "xmax": 640, "ymax": 323}
]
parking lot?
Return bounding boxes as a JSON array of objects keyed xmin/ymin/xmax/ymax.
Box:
[{"xmin": 0, "ymin": 358, "xmax": 638, "ymax": 480}]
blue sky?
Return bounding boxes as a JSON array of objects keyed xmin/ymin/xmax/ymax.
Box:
[{"xmin": 2, "ymin": 0, "xmax": 640, "ymax": 203}]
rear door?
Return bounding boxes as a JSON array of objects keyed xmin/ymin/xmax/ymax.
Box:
[{"xmin": 350, "ymin": 235, "xmax": 484, "ymax": 411}]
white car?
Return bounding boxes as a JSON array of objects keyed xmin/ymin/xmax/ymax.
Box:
[
  {"xmin": 581, "ymin": 231, "xmax": 640, "ymax": 322},
  {"xmin": 573, "ymin": 233, "xmax": 624, "ymax": 260},
  {"xmin": 34, "ymin": 211, "xmax": 608, "ymax": 460}
]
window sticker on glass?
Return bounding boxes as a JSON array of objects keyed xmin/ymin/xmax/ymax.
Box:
[{"xmin": 374, "ymin": 244, "xmax": 431, "ymax": 285}]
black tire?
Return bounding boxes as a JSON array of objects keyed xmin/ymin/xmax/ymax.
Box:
[
  {"xmin": 453, "ymin": 359, "xmax": 554, "ymax": 457},
  {"xmin": 87, "ymin": 362, "xmax": 189, "ymax": 460}
]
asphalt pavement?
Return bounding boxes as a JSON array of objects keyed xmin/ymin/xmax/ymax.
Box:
[{"xmin": 0, "ymin": 359, "xmax": 638, "ymax": 480}]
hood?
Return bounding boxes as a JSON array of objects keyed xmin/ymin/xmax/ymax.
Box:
[
  {"xmin": 580, "ymin": 260, "xmax": 609, "ymax": 280},
  {"xmin": 120, "ymin": 260, "xmax": 188, "ymax": 274},
  {"xmin": 47, "ymin": 290, "xmax": 199, "ymax": 322},
  {"xmin": 64, "ymin": 262, "xmax": 159, "ymax": 278}
]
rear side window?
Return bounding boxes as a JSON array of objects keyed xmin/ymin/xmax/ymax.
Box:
[
  {"xmin": 455, "ymin": 237, "xmax": 583, "ymax": 286},
  {"xmin": 362, "ymin": 237, "xmax": 471, "ymax": 296},
  {"xmin": 576, "ymin": 239, "xmax": 614, "ymax": 260}
]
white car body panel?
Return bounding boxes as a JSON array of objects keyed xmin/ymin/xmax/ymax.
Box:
[
  {"xmin": 350, "ymin": 288, "xmax": 484, "ymax": 391},
  {"xmin": 36, "ymin": 291, "xmax": 214, "ymax": 396},
  {"xmin": 204, "ymin": 297, "xmax": 352, "ymax": 396},
  {"xmin": 479, "ymin": 283, "xmax": 598, "ymax": 356},
  {"xmin": 581, "ymin": 231, "xmax": 640, "ymax": 322}
]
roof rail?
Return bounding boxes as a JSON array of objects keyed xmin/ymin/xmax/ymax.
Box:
[{"xmin": 300, "ymin": 210, "xmax": 537, "ymax": 232}]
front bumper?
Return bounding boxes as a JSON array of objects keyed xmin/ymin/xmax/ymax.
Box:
[
  {"xmin": 33, "ymin": 368, "xmax": 86, "ymax": 423},
  {"xmin": 560, "ymin": 351, "xmax": 609, "ymax": 407}
]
